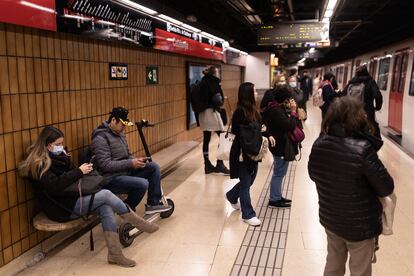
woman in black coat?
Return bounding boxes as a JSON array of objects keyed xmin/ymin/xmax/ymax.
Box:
[
  {"xmin": 226, "ymin": 82, "xmax": 263, "ymax": 226},
  {"xmin": 261, "ymin": 85, "xmax": 300, "ymax": 208},
  {"xmin": 308, "ymin": 97, "xmax": 394, "ymax": 276}
]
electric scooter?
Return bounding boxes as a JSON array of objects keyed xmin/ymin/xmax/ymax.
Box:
[{"xmin": 118, "ymin": 120, "xmax": 175, "ymax": 247}]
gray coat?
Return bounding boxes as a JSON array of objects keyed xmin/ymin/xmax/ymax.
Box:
[{"xmin": 91, "ymin": 122, "xmax": 133, "ymax": 181}]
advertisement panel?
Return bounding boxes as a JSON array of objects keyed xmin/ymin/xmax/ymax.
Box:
[
  {"xmin": 0, "ymin": 0, "xmax": 56, "ymax": 31},
  {"xmin": 155, "ymin": 28, "xmax": 223, "ymax": 61}
]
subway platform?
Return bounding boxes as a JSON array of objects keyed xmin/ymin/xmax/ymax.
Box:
[{"xmin": 2, "ymin": 104, "xmax": 413, "ymax": 276}]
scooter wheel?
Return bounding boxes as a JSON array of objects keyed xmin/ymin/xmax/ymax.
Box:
[
  {"xmin": 160, "ymin": 198, "xmax": 175, "ymax": 219},
  {"xmin": 119, "ymin": 222, "xmax": 135, "ymax": 248}
]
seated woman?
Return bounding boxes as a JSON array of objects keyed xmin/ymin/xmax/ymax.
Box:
[{"xmin": 18, "ymin": 126, "xmax": 159, "ymax": 268}]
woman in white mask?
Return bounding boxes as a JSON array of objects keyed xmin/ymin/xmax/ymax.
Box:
[{"xmin": 288, "ymin": 75, "xmax": 307, "ymax": 120}]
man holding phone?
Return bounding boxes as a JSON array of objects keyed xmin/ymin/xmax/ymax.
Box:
[{"xmin": 91, "ymin": 107, "xmax": 171, "ymax": 215}]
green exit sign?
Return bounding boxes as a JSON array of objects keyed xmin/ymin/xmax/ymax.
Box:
[{"xmin": 146, "ymin": 66, "xmax": 159, "ymax": 85}]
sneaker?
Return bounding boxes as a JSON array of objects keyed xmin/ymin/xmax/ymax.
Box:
[
  {"xmin": 280, "ymin": 197, "xmax": 292, "ymax": 203},
  {"xmin": 215, "ymin": 162, "xmax": 230, "ymax": 175},
  {"xmin": 243, "ymin": 217, "xmax": 261, "ymax": 226},
  {"xmin": 225, "ymin": 194, "xmax": 240, "ymax": 210},
  {"xmin": 145, "ymin": 204, "xmax": 172, "ymax": 215},
  {"xmin": 268, "ymin": 200, "xmax": 291, "ymax": 208}
]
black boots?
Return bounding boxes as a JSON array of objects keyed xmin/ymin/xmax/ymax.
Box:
[
  {"xmin": 204, "ymin": 157, "xmax": 230, "ymax": 175},
  {"xmin": 204, "ymin": 159, "xmax": 216, "ymax": 174},
  {"xmin": 215, "ymin": 160, "xmax": 230, "ymax": 175}
]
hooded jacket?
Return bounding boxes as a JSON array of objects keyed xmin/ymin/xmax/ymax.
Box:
[
  {"xmin": 344, "ymin": 75, "xmax": 383, "ymax": 122},
  {"xmin": 308, "ymin": 124, "xmax": 394, "ymax": 241},
  {"xmin": 91, "ymin": 122, "xmax": 133, "ymax": 182}
]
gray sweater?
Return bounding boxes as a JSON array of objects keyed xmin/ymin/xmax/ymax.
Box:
[{"xmin": 91, "ymin": 122, "xmax": 133, "ymax": 181}]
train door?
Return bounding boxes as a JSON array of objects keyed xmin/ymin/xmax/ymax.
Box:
[
  {"xmin": 389, "ymin": 51, "xmax": 409, "ymax": 133},
  {"xmin": 343, "ymin": 65, "xmax": 349, "ymax": 86}
]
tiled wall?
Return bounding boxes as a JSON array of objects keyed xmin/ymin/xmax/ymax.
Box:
[{"xmin": 0, "ymin": 23, "xmax": 242, "ymax": 266}]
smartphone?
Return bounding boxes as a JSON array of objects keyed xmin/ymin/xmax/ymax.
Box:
[{"xmin": 89, "ymin": 155, "xmax": 96, "ymax": 164}]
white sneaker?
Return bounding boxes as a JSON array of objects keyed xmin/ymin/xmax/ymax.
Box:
[
  {"xmin": 243, "ymin": 217, "xmax": 261, "ymax": 226},
  {"xmin": 231, "ymin": 202, "xmax": 240, "ymax": 210}
]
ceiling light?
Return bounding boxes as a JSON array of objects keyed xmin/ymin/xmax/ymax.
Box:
[
  {"xmin": 298, "ymin": 58, "xmax": 306, "ymax": 64},
  {"xmin": 97, "ymin": 20, "xmax": 115, "ymax": 26},
  {"xmin": 140, "ymin": 31, "xmax": 153, "ymax": 37},
  {"xmin": 324, "ymin": 9, "xmax": 333, "ymax": 18},
  {"xmin": 116, "ymin": 0, "xmax": 157, "ymax": 15},
  {"xmin": 326, "ymin": 0, "xmax": 338, "ymax": 10},
  {"xmin": 158, "ymin": 14, "xmax": 183, "ymax": 26}
]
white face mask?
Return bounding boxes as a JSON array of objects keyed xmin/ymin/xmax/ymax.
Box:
[
  {"xmin": 289, "ymin": 82, "xmax": 297, "ymax": 88},
  {"xmin": 51, "ymin": 145, "xmax": 65, "ymax": 155}
]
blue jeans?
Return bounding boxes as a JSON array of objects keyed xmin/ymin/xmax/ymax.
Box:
[
  {"xmin": 70, "ymin": 189, "xmax": 129, "ymax": 232},
  {"xmin": 270, "ymin": 155, "xmax": 289, "ymax": 202},
  {"xmin": 226, "ymin": 162, "xmax": 258, "ymax": 219},
  {"xmin": 104, "ymin": 162, "xmax": 162, "ymax": 210}
]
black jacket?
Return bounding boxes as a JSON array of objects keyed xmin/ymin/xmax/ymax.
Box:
[
  {"xmin": 229, "ymin": 107, "xmax": 259, "ymax": 179},
  {"xmin": 321, "ymin": 82, "xmax": 339, "ymax": 116},
  {"xmin": 200, "ymin": 75, "xmax": 224, "ymax": 109},
  {"xmin": 33, "ymin": 154, "xmax": 83, "ymax": 222},
  {"xmin": 308, "ymin": 124, "xmax": 394, "ymax": 241},
  {"xmin": 344, "ymin": 75, "xmax": 383, "ymax": 122},
  {"xmin": 262, "ymin": 101, "xmax": 299, "ymax": 156}
]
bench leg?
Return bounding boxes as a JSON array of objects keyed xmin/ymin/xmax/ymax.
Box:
[{"xmin": 90, "ymin": 229, "xmax": 94, "ymax": 251}]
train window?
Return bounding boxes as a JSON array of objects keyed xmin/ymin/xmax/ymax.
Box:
[
  {"xmin": 392, "ymin": 55, "xmax": 400, "ymax": 92},
  {"xmin": 398, "ymin": 53, "xmax": 408, "ymax": 93},
  {"xmin": 377, "ymin": 58, "xmax": 390, "ymax": 90},
  {"xmin": 338, "ymin": 66, "xmax": 344, "ymax": 83}
]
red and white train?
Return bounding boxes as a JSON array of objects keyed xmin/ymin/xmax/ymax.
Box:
[{"xmin": 310, "ymin": 38, "xmax": 414, "ymax": 153}]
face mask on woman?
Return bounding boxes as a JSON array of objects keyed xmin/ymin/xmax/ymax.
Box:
[
  {"xmin": 50, "ymin": 145, "xmax": 65, "ymax": 155},
  {"xmin": 289, "ymin": 82, "xmax": 297, "ymax": 88}
]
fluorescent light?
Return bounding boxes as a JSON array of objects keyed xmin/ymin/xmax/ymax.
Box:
[
  {"xmin": 324, "ymin": 9, "xmax": 333, "ymax": 18},
  {"xmin": 116, "ymin": 0, "xmax": 157, "ymax": 15},
  {"xmin": 20, "ymin": 0, "xmax": 56, "ymax": 13},
  {"xmin": 140, "ymin": 31, "xmax": 153, "ymax": 37},
  {"xmin": 97, "ymin": 20, "xmax": 115, "ymax": 26},
  {"xmin": 298, "ymin": 58, "xmax": 306, "ymax": 64},
  {"xmin": 159, "ymin": 14, "xmax": 183, "ymax": 26},
  {"xmin": 327, "ymin": 0, "xmax": 338, "ymax": 10},
  {"xmin": 65, "ymin": 14, "xmax": 92, "ymax": 21},
  {"xmin": 385, "ymin": 54, "xmax": 392, "ymax": 58}
]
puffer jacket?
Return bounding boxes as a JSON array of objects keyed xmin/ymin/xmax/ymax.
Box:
[
  {"xmin": 91, "ymin": 122, "xmax": 133, "ymax": 182},
  {"xmin": 308, "ymin": 124, "xmax": 394, "ymax": 241},
  {"xmin": 200, "ymin": 75, "xmax": 224, "ymax": 109}
]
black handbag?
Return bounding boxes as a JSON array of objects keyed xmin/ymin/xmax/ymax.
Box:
[
  {"xmin": 283, "ymin": 134, "xmax": 302, "ymax": 161},
  {"xmin": 240, "ymin": 122, "xmax": 262, "ymax": 156},
  {"xmin": 63, "ymin": 170, "xmax": 104, "ymax": 195}
]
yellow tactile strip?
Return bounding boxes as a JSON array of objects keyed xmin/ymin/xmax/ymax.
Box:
[{"xmin": 231, "ymin": 163, "xmax": 296, "ymax": 276}]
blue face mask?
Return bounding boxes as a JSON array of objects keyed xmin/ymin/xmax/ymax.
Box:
[
  {"xmin": 289, "ymin": 82, "xmax": 297, "ymax": 88},
  {"xmin": 51, "ymin": 145, "xmax": 65, "ymax": 155}
]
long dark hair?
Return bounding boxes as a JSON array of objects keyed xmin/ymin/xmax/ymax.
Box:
[
  {"xmin": 322, "ymin": 97, "xmax": 374, "ymax": 135},
  {"xmin": 237, "ymin": 82, "xmax": 260, "ymax": 122},
  {"xmin": 19, "ymin": 126, "xmax": 65, "ymax": 180}
]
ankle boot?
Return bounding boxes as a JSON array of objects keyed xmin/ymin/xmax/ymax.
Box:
[
  {"xmin": 120, "ymin": 207, "xmax": 159, "ymax": 233},
  {"xmin": 104, "ymin": 231, "xmax": 136, "ymax": 267},
  {"xmin": 204, "ymin": 159, "xmax": 216, "ymax": 174},
  {"xmin": 215, "ymin": 160, "xmax": 230, "ymax": 175}
]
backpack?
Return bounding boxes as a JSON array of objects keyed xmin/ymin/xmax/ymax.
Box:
[
  {"xmin": 190, "ymin": 80, "xmax": 209, "ymax": 113},
  {"xmin": 346, "ymin": 82, "xmax": 365, "ymax": 103}
]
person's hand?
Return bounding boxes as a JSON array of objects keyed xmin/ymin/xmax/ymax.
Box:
[
  {"xmin": 289, "ymin": 99, "xmax": 297, "ymax": 111},
  {"xmin": 79, "ymin": 163, "xmax": 93, "ymax": 175},
  {"xmin": 269, "ymin": 136, "xmax": 276, "ymax": 147},
  {"xmin": 132, "ymin": 158, "xmax": 146, "ymax": 169}
]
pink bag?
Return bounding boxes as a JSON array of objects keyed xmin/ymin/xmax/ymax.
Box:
[{"xmin": 289, "ymin": 126, "xmax": 305, "ymax": 143}]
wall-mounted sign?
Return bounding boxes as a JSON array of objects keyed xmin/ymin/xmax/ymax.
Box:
[
  {"xmin": 56, "ymin": 0, "xmax": 154, "ymax": 47},
  {"xmin": 155, "ymin": 28, "xmax": 223, "ymax": 61},
  {"xmin": 109, "ymin": 64, "xmax": 128, "ymax": 80},
  {"xmin": 0, "ymin": 0, "xmax": 56, "ymax": 31},
  {"xmin": 146, "ymin": 66, "xmax": 159, "ymax": 84},
  {"xmin": 258, "ymin": 21, "xmax": 329, "ymax": 45}
]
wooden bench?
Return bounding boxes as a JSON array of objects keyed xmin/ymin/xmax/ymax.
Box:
[{"xmin": 32, "ymin": 141, "xmax": 199, "ymax": 248}]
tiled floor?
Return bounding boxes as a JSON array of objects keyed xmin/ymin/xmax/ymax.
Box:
[{"xmin": 14, "ymin": 102, "xmax": 414, "ymax": 276}]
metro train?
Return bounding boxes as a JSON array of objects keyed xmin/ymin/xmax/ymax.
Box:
[{"xmin": 310, "ymin": 37, "xmax": 414, "ymax": 154}]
